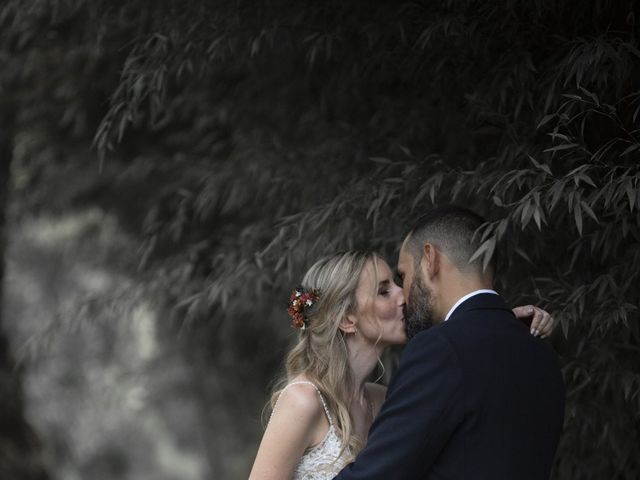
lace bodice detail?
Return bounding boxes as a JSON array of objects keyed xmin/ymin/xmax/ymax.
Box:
[{"xmin": 273, "ymin": 381, "xmax": 351, "ymax": 480}]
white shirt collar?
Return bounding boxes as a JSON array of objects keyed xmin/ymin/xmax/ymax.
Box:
[{"xmin": 444, "ymin": 289, "xmax": 498, "ymax": 322}]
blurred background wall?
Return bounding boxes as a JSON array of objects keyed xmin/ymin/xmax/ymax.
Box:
[{"xmin": 1, "ymin": 1, "xmax": 639, "ymax": 479}]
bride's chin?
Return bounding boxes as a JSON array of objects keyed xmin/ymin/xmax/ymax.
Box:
[{"xmin": 394, "ymin": 336, "xmax": 408, "ymax": 345}]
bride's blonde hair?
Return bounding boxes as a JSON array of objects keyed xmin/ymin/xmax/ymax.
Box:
[{"xmin": 268, "ymin": 250, "xmax": 380, "ymax": 461}]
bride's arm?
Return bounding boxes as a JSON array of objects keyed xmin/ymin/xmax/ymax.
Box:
[
  {"xmin": 513, "ymin": 305, "xmax": 555, "ymax": 338},
  {"xmin": 248, "ymin": 385, "xmax": 324, "ymax": 480}
]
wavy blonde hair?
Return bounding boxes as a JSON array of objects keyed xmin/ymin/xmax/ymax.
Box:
[{"xmin": 268, "ymin": 250, "xmax": 381, "ymax": 461}]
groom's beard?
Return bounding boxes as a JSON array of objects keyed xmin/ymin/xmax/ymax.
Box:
[{"xmin": 404, "ymin": 272, "xmax": 436, "ymax": 340}]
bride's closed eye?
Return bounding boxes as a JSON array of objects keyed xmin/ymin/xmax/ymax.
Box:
[{"xmin": 378, "ymin": 279, "xmax": 392, "ymax": 296}]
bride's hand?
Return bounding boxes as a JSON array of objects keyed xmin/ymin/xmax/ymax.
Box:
[{"xmin": 512, "ymin": 305, "xmax": 555, "ymax": 339}]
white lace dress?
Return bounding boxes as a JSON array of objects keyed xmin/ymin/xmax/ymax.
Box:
[{"xmin": 274, "ymin": 381, "xmax": 351, "ymax": 480}]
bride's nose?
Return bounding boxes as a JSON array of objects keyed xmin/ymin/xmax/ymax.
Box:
[{"xmin": 394, "ymin": 286, "xmax": 404, "ymax": 302}]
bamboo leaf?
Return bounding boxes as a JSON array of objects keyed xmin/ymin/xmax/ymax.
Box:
[
  {"xmin": 620, "ymin": 144, "xmax": 639, "ymax": 157},
  {"xmin": 537, "ymin": 114, "xmax": 555, "ymax": 129},
  {"xmin": 528, "ymin": 155, "xmax": 553, "ymax": 175},
  {"xmin": 370, "ymin": 157, "xmax": 393, "ymax": 165},
  {"xmin": 574, "ymin": 201, "xmax": 583, "ymax": 235},
  {"xmin": 521, "ymin": 200, "xmax": 533, "ymax": 229},
  {"xmin": 548, "ymin": 180, "xmax": 566, "ymax": 212},
  {"xmin": 547, "ymin": 132, "xmax": 571, "ymax": 142},
  {"xmin": 625, "ymin": 180, "xmax": 637, "ymax": 211},
  {"xmin": 533, "ymin": 206, "xmax": 542, "ymax": 230},
  {"xmin": 515, "ymin": 247, "xmax": 534, "ymax": 265},
  {"xmin": 468, "ymin": 237, "xmax": 496, "ymax": 272},
  {"xmin": 578, "ymin": 173, "xmax": 597, "ymax": 188},
  {"xmin": 543, "ymin": 143, "xmax": 578, "ymax": 153},
  {"xmin": 412, "ymin": 183, "xmax": 430, "ymax": 209},
  {"xmin": 562, "ymin": 94, "xmax": 584, "ymax": 101},
  {"xmin": 581, "ymin": 201, "xmax": 599, "ymax": 223}
]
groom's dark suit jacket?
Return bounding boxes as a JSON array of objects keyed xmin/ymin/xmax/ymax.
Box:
[{"xmin": 334, "ymin": 293, "xmax": 565, "ymax": 480}]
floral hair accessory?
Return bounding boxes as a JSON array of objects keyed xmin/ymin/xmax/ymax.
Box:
[{"xmin": 287, "ymin": 286, "xmax": 320, "ymax": 330}]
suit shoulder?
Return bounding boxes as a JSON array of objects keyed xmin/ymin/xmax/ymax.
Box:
[
  {"xmin": 405, "ymin": 324, "xmax": 450, "ymax": 350},
  {"xmin": 403, "ymin": 325, "xmax": 459, "ymax": 365}
]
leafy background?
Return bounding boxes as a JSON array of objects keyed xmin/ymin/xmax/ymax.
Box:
[{"xmin": 0, "ymin": 1, "xmax": 638, "ymax": 479}]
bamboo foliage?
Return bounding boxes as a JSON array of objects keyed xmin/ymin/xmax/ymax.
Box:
[{"xmin": 2, "ymin": 0, "xmax": 639, "ymax": 478}]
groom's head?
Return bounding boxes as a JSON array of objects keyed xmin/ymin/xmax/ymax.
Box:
[{"xmin": 398, "ymin": 205, "xmax": 495, "ymax": 339}]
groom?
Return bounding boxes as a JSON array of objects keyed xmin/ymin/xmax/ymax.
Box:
[{"xmin": 334, "ymin": 205, "xmax": 565, "ymax": 480}]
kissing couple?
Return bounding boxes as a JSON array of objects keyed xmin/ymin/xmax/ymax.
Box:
[{"xmin": 249, "ymin": 205, "xmax": 565, "ymax": 480}]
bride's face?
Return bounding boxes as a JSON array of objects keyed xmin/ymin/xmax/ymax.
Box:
[{"xmin": 351, "ymin": 258, "xmax": 407, "ymax": 347}]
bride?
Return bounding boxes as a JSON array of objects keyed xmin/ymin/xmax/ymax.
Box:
[{"xmin": 248, "ymin": 250, "xmax": 554, "ymax": 480}]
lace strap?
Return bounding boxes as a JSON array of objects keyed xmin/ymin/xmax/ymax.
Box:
[{"xmin": 275, "ymin": 381, "xmax": 334, "ymax": 427}]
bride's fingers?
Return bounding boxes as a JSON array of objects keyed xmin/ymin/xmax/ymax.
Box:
[
  {"xmin": 512, "ymin": 305, "xmax": 553, "ymax": 338},
  {"xmin": 533, "ymin": 310, "xmax": 553, "ymax": 338},
  {"xmin": 535, "ymin": 313, "xmax": 547, "ymax": 337},
  {"xmin": 528, "ymin": 307, "xmax": 543, "ymax": 336},
  {"xmin": 529, "ymin": 307, "xmax": 552, "ymax": 337},
  {"xmin": 539, "ymin": 312, "xmax": 555, "ymax": 338},
  {"xmin": 512, "ymin": 305, "xmax": 535, "ymax": 320}
]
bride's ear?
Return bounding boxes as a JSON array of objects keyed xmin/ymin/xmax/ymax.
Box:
[{"xmin": 338, "ymin": 314, "xmax": 358, "ymax": 335}]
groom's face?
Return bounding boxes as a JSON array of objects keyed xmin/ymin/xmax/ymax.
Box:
[
  {"xmin": 397, "ymin": 244, "xmax": 437, "ymax": 340},
  {"xmin": 403, "ymin": 266, "xmax": 436, "ymax": 339}
]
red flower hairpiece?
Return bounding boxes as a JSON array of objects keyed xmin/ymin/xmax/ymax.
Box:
[{"xmin": 287, "ymin": 286, "xmax": 320, "ymax": 330}]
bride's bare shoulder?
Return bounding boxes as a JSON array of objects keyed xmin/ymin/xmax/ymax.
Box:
[
  {"xmin": 269, "ymin": 381, "xmax": 330, "ymax": 448},
  {"xmin": 273, "ymin": 382, "xmax": 325, "ymax": 420}
]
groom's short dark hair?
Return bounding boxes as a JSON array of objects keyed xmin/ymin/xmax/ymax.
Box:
[{"xmin": 405, "ymin": 205, "xmax": 495, "ymax": 276}]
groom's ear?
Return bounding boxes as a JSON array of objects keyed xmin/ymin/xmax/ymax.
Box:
[{"xmin": 422, "ymin": 243, "xmax": 440, "ymax": 278}]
